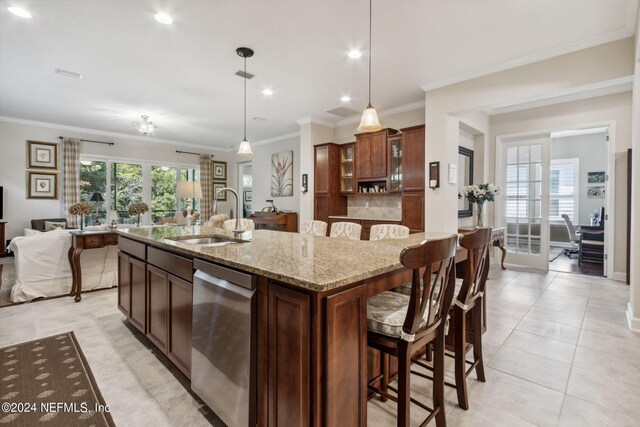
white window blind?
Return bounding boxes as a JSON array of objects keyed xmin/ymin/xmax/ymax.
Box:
[{"xmin": 549, "ymin": 158, "xmax": 578, "ymax": 222}]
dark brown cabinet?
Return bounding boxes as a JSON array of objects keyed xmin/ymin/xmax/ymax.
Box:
[
  {"xmin": 339, "ymin": 143, "xmax": 355, "ymax": 194},
  {"xmin": 117, "ymin": 252, "xmax": 131, "ymax": 317},
  {"xmin": 147, "ymin": 264, "xmax": 169, "ymax": 352},
  {"xmin": 129, "ymin": 257, "xmax": 147, "ymax": 334},
  {"xmin": 168, "ymin": 274, "xmax": 192, "ymax": 377},
  {"xmin": 314, "ymin": 143, "xmax": 347, "ymax": 223},
  {"xmin": 402, "ymin": 192, "xmax": 425, "ymax": 233},
  {"xmin": 355, "ymin": 129, "xmax": 396, "ymax": 180},
  {"xmin": 401, "ymin": 125, "xmax": 425, "ymax": 192}
]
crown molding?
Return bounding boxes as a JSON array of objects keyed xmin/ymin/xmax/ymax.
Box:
[
  {"xmin": 421, "ymin": 28, "xmax": 633, "ymax": 92},
  {"xmin": 252, "ymin": 132, "xmax": 300, "ymax": 147},
  {"xmin": 333, "ymin": 100, "xmax": 426, "ymax": 127},
  {"xmin": 0, "ymin": 115, "xmax": 229, "ymax": 152}
]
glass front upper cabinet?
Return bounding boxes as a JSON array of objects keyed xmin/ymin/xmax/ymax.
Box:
[
  {"xmin": 340, "ymin": 143, "xmax": 355, "ymax": 193},
  {"xmin": 389, "ymin": 136, "xmax": 403, "ymax": 192}
]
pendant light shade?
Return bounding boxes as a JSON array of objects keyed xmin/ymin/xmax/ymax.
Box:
[
  {"xmin": 357, "ymin": 0, "xmax": 382, "ymax": 133},
  {"xmin": 236, "ymin": 47, "xmax": 254, "ymax": 156}
]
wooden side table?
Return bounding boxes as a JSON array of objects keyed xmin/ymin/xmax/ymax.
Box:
[{"xmin": 68, "ymin": 230, "xmax": 118, "ymax": 302}]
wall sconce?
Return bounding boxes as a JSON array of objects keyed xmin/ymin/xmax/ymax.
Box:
[
  {"xmin": 429, "ymin": 161, "xmax": 440, "ymax": 189},
  {"xmin": 301, "ymin": 173, "xmax": 308, "ymax": 193}
]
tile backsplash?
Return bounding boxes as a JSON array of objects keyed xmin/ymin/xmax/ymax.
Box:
[{"xmin": 348, "ymin": 195, "xmax": 402, "ymax": 220}]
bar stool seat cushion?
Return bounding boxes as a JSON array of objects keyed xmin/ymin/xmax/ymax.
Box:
[{"xmin": 367, "ymin": 291, "xmax": 430, "ymax": 338}]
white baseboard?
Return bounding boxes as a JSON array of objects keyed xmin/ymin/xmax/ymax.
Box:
[
  {"xmin": 610, "ymin": 272, "xmax": 627, "ymax": 282},
  {"xmin": 626, "ymin": 303, "xmax": 640, "ymax": 331}
]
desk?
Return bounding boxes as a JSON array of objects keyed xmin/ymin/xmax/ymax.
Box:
[
  {"xmin": 248, "ymin": 211, "xmax": 298, "ymax": 232},
  {"xmin": 68, "ymin": 230, "xmax": 118, "ymax": 302},
  {"xmin": 459, "ymin": 227, "xmax": 507, "ymax": 270}
]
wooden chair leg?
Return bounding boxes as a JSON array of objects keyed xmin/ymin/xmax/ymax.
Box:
[
  {"xmin": 472, "ymin": 305, "xmax": 486, "ymax": 382},
  {"xmin": 454, "ymin": 308, "xmax": 469, "ymax": 410},
  {"xmin": 433, "ymin": 332, "xmax": 447, "ymax": 427},
  {"xmin": 381, "ymin": 352, "xmax": 389, "ymax": 402},
  {"xmin": 425, "ymin": 342, "xmax": 433, "ymax": 362},
  {"xmin": 397, "ymin": 341, "xmax": 412, "ymax": 427}
]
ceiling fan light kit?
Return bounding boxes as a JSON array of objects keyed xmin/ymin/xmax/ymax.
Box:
[{"xmin": 132, "ymin": 115, "xmax": 156, "ymax": 135}]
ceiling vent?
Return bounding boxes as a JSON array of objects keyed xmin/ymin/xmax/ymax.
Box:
[
  {"xmin": 326, "ymin": 107, "xmax": 359, "ymax": 118},
  {"xmin": 235, "ymin": 70, "xmax": 255, "ymax": 79}
]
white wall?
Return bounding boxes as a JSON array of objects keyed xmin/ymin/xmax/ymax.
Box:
[
  {"xmin": 550, "ymin": 133, "xmax": 608, "ymax": 225},
  {"xmin": 490, "ymin": 92, "xmax": 632, "ymax": 276},
  {"xmin": 0, "ymin": 119, "xmax": 229, "ymax": 239}
]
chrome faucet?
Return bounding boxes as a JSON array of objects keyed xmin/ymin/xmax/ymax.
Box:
[{"xmin": 211, "ymin": 187, "xmax": 243, "ymax": 235}]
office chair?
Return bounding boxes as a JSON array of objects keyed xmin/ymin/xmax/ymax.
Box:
[{"xmin": 561, "ymin": 214, "xmax": 580, "ymax": 258}]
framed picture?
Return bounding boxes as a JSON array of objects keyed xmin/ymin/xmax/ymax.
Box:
[
  {"xmin": 271, "ymin": 151, "xmax": 293, "ymax": 197},
  {"xmin": 27, "ymin": 140, "xmax": 59, "ymax": 170},
  {"xmin": 244, "ymin": 190, "xmax": 252, "ymax": 202},
  {"xmin": 27, "ymin": 171, "xmax": 58, "ymax": 199},
  {"xmin": 213, "ymin": 161, "xmax": 227, "ymax": 180},
  {"xmin": 587, "ymin": 171, "xmax": 605, "ymax": 183},
  {"xmin": 213, "ymin": 182, "xmax": 227, "ymax": 201},
  {"xmin": 587, "ymin": 185, "xmax": 605, "ymax": 199}
]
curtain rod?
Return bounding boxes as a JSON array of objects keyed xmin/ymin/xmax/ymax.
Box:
[
  {"xmin": 176, "ymin": 150, "xmax": 214, "ymax": 157},
  {"xmin": 58, "ymin": 136, "xmax": 114, "ymax": 146}
]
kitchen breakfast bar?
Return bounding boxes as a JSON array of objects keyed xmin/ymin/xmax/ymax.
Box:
[{"xmin": 115, "ymin": 226, "xmax": 466, "ymax": 427}]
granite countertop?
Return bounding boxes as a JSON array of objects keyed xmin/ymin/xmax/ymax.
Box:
[
  {"xmin": 116, "ymin": 226, "xmax": 452, "ymax": 292},
  {"xmin": 327, "ymin": 215, "xmax": 402, "ymax": 222}
]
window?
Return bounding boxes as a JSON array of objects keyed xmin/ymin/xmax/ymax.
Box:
[
  {"xmin": 80, "ymin": 160, "xmax": 107, "ymax": 225},
  {"xmin": 111, "ymin": 162, "xmax": 143, "ymax": 218},
  {"xmin": 151, "ymin": 166, "xmax": 178, "ymax": 222},
  {"xmin": 549, "ymin": 158, "xmax": 578, "ymax": 223}
]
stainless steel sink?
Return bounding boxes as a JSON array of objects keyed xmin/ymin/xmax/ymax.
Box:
[{"xmin": 170, "ymin": 236, "xmax": 248, "ymax": 246}]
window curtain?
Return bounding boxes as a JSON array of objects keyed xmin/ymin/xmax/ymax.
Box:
[
  {"xmin": 200, "ymin": 155, "xmax": 213, "ymax": 220},
  {"xmin": 63, "ymin": 138, "xmax": 81, "ymax": 227}
]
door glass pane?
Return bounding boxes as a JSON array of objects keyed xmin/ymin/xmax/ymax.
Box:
[
  {"xmin": 80, "ymin": 160, "xmax": 107, "ymax": 225},
  {"xmin": 517, "ymin": 237, "xmax": 529, "ymax": 253},
  {"xmin": 507, "ymin": 147, "xmax": 518, "ymax": 164},
  {"xmin": 518, "ymin": 146, "xmax": 530, "ymax": 163},
  {"xmin": 111, "ymin": 163, "xmax": 143, "ymax": 220},
  {"xmin": 530, "ymin": 182, "xmax": 542, "ymax": 200},
  {"xmin": 151, "ymin": 166, "xmax": 177, "ymax": 223},
  {"xmin": 530, "ymin": 238, "xmax": 541, "ymax": 254},
  {"xmin": 530, "ymin": 163, "xmax": 542, "ymax": 181},
  {"xmin": 531, "ymin": 145, "xmax": 542, "ymax": 162}
]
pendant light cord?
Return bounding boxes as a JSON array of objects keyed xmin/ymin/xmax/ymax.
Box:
[
  {"xmin": 368, "ymin": 0, "xmax": 372, "ymax": 108},
  {"xmin": 243, "ymin": 56, "xmax": 247, "ymax": 140}
]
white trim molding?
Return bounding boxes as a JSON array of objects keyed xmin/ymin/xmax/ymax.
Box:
[
  {"xmin": 627, "ymin": 302, "xmax": 640, "ymax": 331},
  {"xmin": 252, "ymin": 132, "xmax": 300, "ymax": 147}
]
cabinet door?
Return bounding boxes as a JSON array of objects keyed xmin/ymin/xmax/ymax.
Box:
[
  {"xmin": 402, "ymin": 126, "xmax": 425, "ymax": 192},
  {"xmin": 402, "ymin": 192, "xmax": 425, "ymax": 232},
  {"xmin": 147, "ymin": 265, "xmax": 169, "ymax": 352},
  {"xmin": 355, "ymin": 134, "xmax": 371, "ymax": 179},
  {"xmin": 314, "ymin": 195, "xmax": 329, "ymax": 223},
  {"xmin": 268, "ymin": 284, "xmax": 310, "ymax": 427},
  {"xmin": 314, "ymin": 145, "xmax": 330, "ymax": 194},
  {"xmin": 129, "ymin": 257, "xmax": 147, "ymax": 334},
  {"xmin": 370, "ymin": 132, "xmax": 387, "ymax": 178},
  {"xmin": 168, "ymin": 274, "xmax": 193, "ymax": 378},
  {"xmin": 117, "ymin": 252, "xmax": 131, "ymax": 317}
]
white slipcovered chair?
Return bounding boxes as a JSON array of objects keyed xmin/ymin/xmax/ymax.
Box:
[
  {"xmin": 204, "ymin": 214, "xmax": 229, "ymax": 228},
  {"xmin": 369, "ymin": 224, "xmax": 410, "ymax": 241},
  {"xmin": 300, "ymin": 220, "xmax": 328, "ymax": 236},
  {"xmin": 329, "ymin": 222, "xmax": 362, "ymax": 240},
  {"xmin": 222, "ymin": 218, "xmax": 255, "ymax": 231},
  {"xmin": 8, "ymin": 228, "xmax": 117, "ymax": 302}
]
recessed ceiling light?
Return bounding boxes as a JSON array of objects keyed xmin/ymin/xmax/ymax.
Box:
[
  {"xmin": 347, "ymin": 50, "xmax": 362, "ymax": 59},
  {"xmin": 262, "ymin": 89, "xmax": 273, "ymax": 96},
  {"xmin": 154, "ymin": 12, "xmax": 173, "ymax": 25},
  {"xmin": 8, "ymin": 6, "xmax": 32, "ymax": 19},
  {"xmin": 340, "ymin": 96, "xmax": 351, "ymax": 102}
]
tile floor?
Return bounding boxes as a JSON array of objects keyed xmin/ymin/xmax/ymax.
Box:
[{"xmin": 0, "ymin": 265, "xmax": 638, "ymax": 426}]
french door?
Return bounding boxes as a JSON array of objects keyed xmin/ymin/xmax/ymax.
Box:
[{"xmin": 498, "ymin": 136, "xmax": 550, "ymax": 269}]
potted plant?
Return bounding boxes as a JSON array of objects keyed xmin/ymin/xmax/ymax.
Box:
[
  {"xmin": 128, "ymin": 202, "xmax": 149, "ymax": 228},
  {"xmin": 68, "ymin": 202, "xmax": 93, "ymax": 231},
  {"xmin": 459, "ymin": 184, "xmax": 500, "ymax": 227}
]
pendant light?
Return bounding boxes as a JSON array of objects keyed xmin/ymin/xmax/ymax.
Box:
[
  {"xmin": 237, "ymin": 47, "xmax": 254, "ymax": 155},
  {"xmin": 357, "ymin": 0, "xmax": 382, "ymax": 132}
]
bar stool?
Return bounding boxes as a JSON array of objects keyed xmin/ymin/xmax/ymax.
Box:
[
  {"xmin": 367, "ymin": 235, "xmax": 458, "ymax": 427},
  {"xmin": 414, "ymin": 227, "xmax": 492, "ymax": 410},
  {"xmin": 222, "ymin": 218, "xmax": 255, "ymax": 231},
  {"xmin": 369, "ymin": 224, "xmax": 410, "ymax": 241},
  {"xmin": 300, "ymin": 220, "xmax": 328, "ymax": 236},
  {"xmin": 329, "ymin": 221, "xmax": 362, "ymax": 240}
]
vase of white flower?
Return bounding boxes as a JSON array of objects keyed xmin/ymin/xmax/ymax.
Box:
[{"xmin": 459, "ymin": 183, "xmax": 500, "ymax": 228}]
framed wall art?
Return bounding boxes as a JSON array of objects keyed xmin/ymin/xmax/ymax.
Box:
[
  {"xmin": 27, "ymin": 140, "xmax": 59, "ymax": 170},
  {"xmin": 244, "ymin": 190, "xmax": 252, "ymax": 202},
  {"xmin": 271, "ymin": 151, "xmax": 293, "ymax": 197},
  {"xmin": 213, "ymin": 182, "xmax": 227, "ymax": 201},
  {"xmin": 213, "ymin": 161, "xmax": 227, "ymax": 180},
  {"xmin": 27, "ymin": 171, "xmax": 58, "ymax": 199}
]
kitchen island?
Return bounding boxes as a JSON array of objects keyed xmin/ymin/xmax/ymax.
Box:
[{"xmin": 115, "ymin": 225, "xmax": 457, "ymax": 427}]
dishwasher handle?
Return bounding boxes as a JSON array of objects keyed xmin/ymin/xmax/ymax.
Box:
[
  {"xmin": 194, "ymin": 270, "xmax": 255, "ymax": 299},
  {"xmin": 194, "ymin": 259, "xmax": 256, "ymax": 290}
]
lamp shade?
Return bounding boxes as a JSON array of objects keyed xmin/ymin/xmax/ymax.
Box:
[
  {"xmin": 107, "ymin": 210, "xmax": 119, "ymax": 220},
  {"xmin": 90, "ymin": 192, "xmax": 104, "ymax": 202},
  {"xmin": 177, "ymin": 181, "xmax": 203, "ymax": 199},
  {"xmin": 357, "ymin": 105, "xmax": 382, "ymax": 132},
  {"xmin": 237, "ymin": 139, "xmax": 254, "ymax": 155}
]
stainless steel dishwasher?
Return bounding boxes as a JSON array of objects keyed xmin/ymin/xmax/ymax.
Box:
[{"xmin": 191, "ymin": 259, "xmax": 256, "ymax": 427}]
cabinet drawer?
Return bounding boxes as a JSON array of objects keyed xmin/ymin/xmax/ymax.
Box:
[
  {"xmin": 118, "ymin": 237, "xmax": 146, "ymax": 260},
  {"xmin": 85, "ymin": 236, "xmax": 102, "ymax": 248},
  {"xmin": 147, "ymin": 246, "xmax": 193, "ymax": 282},
  {"xmin": 104, "ymin": 234, "xmax": 118, "ymax": 246}
]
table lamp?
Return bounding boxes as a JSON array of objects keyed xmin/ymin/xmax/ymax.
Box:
[
  {"xmin": 177, "ymin": 181, "xmax": 203, "ymax": 226},
  {"xmin": 108, "ymin": 211, "xmax": 119, "ymax": 230}
]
